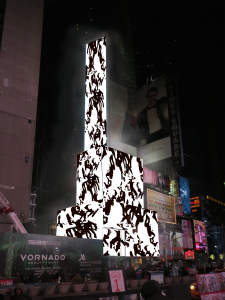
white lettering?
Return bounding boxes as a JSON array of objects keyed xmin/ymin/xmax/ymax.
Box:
[
  {"xmin": 20, "ymin": 255, "xmax": 27, "ymax": 261},
  {"xmin": 174, "ymin": 144, "xmax": 179, "ymax": 150},
  {"xmin": 19, "ymin": 254, "xmax": 65, "ymax": 261},
  {"xmin": 172, "ymin": 118, "xmax": 176, "ymax": 124},
  {"xmin": 172, "ymin": 124, "xmax": 178, "ymax": 130},
  {"xmin": 173, "ymin": 130, "xmax": 177, "ymax": 136},
  {"xmin": 174, "ymin": 150, "xmax": 179, "ymax": 157},
  {"xmin": 173, "ymin": 137, "xmax": 179, "ymax": 143},
  {"xmin": 171, "ymin": 109, "xmax": 175, "ymax": 115}
]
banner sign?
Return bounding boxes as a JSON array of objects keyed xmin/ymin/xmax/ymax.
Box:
[
  {"xmin": 108, "ymin": 270, "xmax": 126, "ymax": 293},
  {"xmin": 196, "ymin": 273, "xmax": 225, "ymax": 299},
  {"xmin": 147, "ymin": 189, "xmax": 176, "ymax": 224},
  {"xmin": 0, "ymin": 232, "xmax": 103, "ymax": 279},
  {"xmin": 166, "ymin": 77, "xmax": 184, "ymax": 169},
  {"xmin": 143, "ymin": 167, "xmax": 170, "ymax": 194}
]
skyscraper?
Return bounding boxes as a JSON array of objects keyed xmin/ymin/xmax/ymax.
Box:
[{"xmin": 0, "ymin": 0, "xmax": 44, "ymax": 232}]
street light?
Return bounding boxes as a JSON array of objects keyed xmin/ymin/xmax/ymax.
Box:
[
  {"xmin": 215, "ymin": 246, "xmax": 219, "ymax": 264},
  {"xmin": 163, "ymin": 219, "xmax": 168, "ymax": 267}
]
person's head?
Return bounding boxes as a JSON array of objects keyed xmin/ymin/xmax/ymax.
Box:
[
  {"xmin": 14, "ymin": 283, "xmax": 25, "ymax": 297},
  {"xmin": 146, "ymin": 87, "xmax": 158, "ymax": 107},
  {"xmin": 15, "ymin": 289, "xmax": 22, "ymax": 296},
  {"xmin": 141, "ymin": 280, "xmax": 161, "ymax": 299}
]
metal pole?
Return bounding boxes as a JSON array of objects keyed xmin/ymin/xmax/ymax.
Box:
[{"xmin": 163, "ymin": 220, "xmax": 168, "ymax": 267}]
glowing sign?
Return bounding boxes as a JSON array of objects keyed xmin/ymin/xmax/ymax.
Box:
[
  {"xmin": 194, "ymin": 220, "xmax": 207, "ymax": 251},
  {"xmin": 85, "ymin": 37, "xmax": 106, "ymax": 150},
  {"xmin": 185, "ymin": 250, "xmax": 195, "ymax": 260},
  {"xmin": 179, "ymin": 176, "xmax": 191, "ymax": 215},
  {"xmin": 147, "ymin": 189, "xmax": 176, "ymax": 224}
]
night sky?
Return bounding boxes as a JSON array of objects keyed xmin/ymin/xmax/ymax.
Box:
[{"xmin": 33, "ymin": 1, "xmax": 225, "ymax": 221}]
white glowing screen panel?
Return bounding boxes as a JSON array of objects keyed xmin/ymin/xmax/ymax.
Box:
[
  {"xmin": 85, "ymin": 37, "xmax": 106, "ymax": 151},
  {"xmin": 56, "ymin": 36, "xmax": 159, "ymax": 257},
  {"xmin": 76, "ymin": 146, "xmax": 144, "ymax": 208}
]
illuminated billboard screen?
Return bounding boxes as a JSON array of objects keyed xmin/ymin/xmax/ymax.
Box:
[
  {"xmin": 182, "ymin": 219, "xmax": 193, "ymax": 249},
  {"xmin": 108, "ymin": 77, "xmax": 183, "ymax": 168},
  {"xmin": 179, "ymin": 176, "xmax": 191, "ymax": 215},
  {"xmin": 85, "ymin": 37, "xmax": 106, "ymax": 151},
  {"xmin": 58, "ymin": 144, "xmax": 159, "ymax": 257},
  {"xmin": 143, "ymin": 167, "xmax": 170, "ymax": 194},
  {"xmin": 147, "ymin": 189, "xmax": 176, "ymax": 224},
  {"xmin": 175, "ymin": 197, "xmax": 183, "ymax": 216},
  {"xmin": 134, "ymin": 79, "xmax": 171, "ymax": 165},
  {"xmin": 170, "ymin": 231, "xmax": 184, "ymax": 258},
  {"xmin": 193, "ymin": 220, "xmax": 207, "ymax": 251}
]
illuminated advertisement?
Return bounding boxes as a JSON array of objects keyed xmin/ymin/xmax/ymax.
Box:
[
  {"xmin": 179, "ymin": 176, "xmax": 191, "ymax": 215},
  {"xmin": 143, "ymin": 167, "xmax": 170, "ymax": 194},
  {"xmin": 85, "ymin": 37, "xmax": 106, "ymax": 150},
  {"xmin": 158, "ymin": 231, "xmax": 172, "ymax": 257},
  {"xmin": 175, "ymin": 196, "xmax": 183, "ymax": 216},
  {"xmin": 134, "ymin": 79, "xmax": 171, "ymax": 166},
  {"xmin": 196, "ymin": 273, "xmax": 225, "ymax": 299},
  {"xmin": 194, "ymin": 220, "xmax": 207, "ymax": 251},
  {"xmin": 182, "ymin": 219, "xmax": 193, "ymax": 249},
  {"xmin": 170, "ymin": 231, "xmax": 184, "ymax": 258},
  {"xmin": 0, "ymin": 232, "xmax": 103, "ymax": 279},
  {"xmin": 147, "ymin": 189, "xmax": 176, "ymax": 224},
  {"xmin": 108, "ymin": 77, "xmax": 183, "ymax": 168}
]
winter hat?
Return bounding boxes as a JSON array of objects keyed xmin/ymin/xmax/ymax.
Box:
[{"xmin": 14, "ymin": 283, "xmax": 25, "ymax": 294}]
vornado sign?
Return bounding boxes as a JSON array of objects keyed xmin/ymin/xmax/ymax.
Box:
[{"xmin": 20, "ymin": 254, "xmax": 65, "ymax": 261}]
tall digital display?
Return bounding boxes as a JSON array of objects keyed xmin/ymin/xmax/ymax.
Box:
[
  {"xmin": 179, "ymin": 176, "xmax": 191, "ymax": 215},
  {"xmin": 170, "ymin": 231, "xmax": 184, "ymax": 258},
  {"xmin": 193, "ymin": 220, "xmax": 207, "ymax": 251},
  {"xmin": 85, "ymin": 37, "xmax": 106, "ymax": 150},
  {"xmin": 182, "ymin": 219, "xmax": 193, "ymax": 249},
  {"xmin": 56, "ymin": 38, "xmax": 159, "ymax": 257}
]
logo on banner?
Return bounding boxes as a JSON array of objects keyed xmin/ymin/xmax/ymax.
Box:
[
  {"xmin": 20, "ymin": 254, "xmax": 65, "ymax": 261},
  {"xmin": 79, "ymin": 254, "xmax": 86, "ymax": 261}
]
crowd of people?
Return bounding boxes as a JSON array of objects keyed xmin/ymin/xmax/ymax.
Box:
[{"xmin": 197, "ymin": 262, "xmax": 224, "ymax": 274}]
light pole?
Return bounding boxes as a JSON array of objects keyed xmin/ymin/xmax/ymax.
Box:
[
  {"xmin": 215, "ymin": 246, "xmax": 218, "ymax": 264},
  {"xmin": 163, "ymin": 220, "xmax": 168, "ymax": 267}
]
